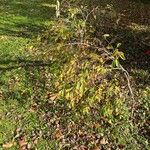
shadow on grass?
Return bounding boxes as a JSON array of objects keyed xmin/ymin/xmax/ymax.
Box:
[
  {"xmin": 0, "ymin": 24, "xmax": 47, "ymax": 38},
  {"xmin": 0, "ymin": 0, "xmax": 55, "ymax": 38},
  {"xmin": 0, "ymin": 58, "xmax": 52, "ymax": 73},
  {"xmin": 0, "ymin": 57, "xmax": 54, "ymax": 104},
  {"xmin": 91, "ymin": 0, "xmax": 150, "ymax": 72}
]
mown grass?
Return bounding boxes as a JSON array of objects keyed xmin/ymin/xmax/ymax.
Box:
[
  {"xmin": 0, "ymin": 0, "xmax": 56, "ymax": 149},
  {"xmin": 0, "ymin": 0, "xmax": 150, "ymax": 149}
]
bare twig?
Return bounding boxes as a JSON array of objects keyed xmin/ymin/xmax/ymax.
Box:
[
  {"xmin": 64, "ymin": 42, "xmax": 111, "ymax": 55},
  {"xmin": 85, "ymin": 6, "xmax": 98, "ymax": 23},
  {"xmin": 79, "ymin": 6, "xmax": 98, "ymax": 43},
  {"xmin": 111, "ymin": 64, "xmax": 135, "ymax": 119}
]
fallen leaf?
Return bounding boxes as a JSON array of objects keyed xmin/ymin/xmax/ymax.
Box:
[
  {"xmin": 33, "ymin": 137, "xmax": 38, "ymax": 145},
  {"xmin": 54, "ymin": 128, "xmax": 63, "ymax": 139},
  {"xmin": 18, "ymin": 136, "xmax": 27, "ymax": 149},
  {"xmin": 47, "ymin": 93, "xmax": 57, "ymax": 101},
  {"xmin": 100, "ymin": 138, "xmax": 107, "ymax": 145},
  {"xmin": 103, "ymin": 34, "xmax": 110, "ymax": 38},
  {"xmin": 93, "ymin": 146, "xmax": 101, "ymax": 150},
  {"xmin": 27, "ymin": 143, "xmax": 32, "ymax": 149},
  {"xmin": 29, "ymin": 103, "xmax": 38, "ymax": 112},
  {"xmin": 118, "ymin": 144, "xmax": 125, "ymax": 149},
  {"xmin": 3, "ymin": 142, "xmax": 14, "ymax": 148},
  {"xmin": 94, "ymin": 123, "xmax": 101, "ymax": 128}
]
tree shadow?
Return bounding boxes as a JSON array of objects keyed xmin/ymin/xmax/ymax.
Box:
[
  {"xmin": 0, "ymin": 0, "xmax": 55, "ymax": 104},
  {"xmin": 101, "ymin": 26, "xmax": 150, "ymax": 71},
  {"xmin": 0, "ymin": 0, "xmax": 55, "ymax": 38},
  {"xmin": 0, "ymin": 58, "xmax": 52, "ymax": 73},
  {"xmin": 0, "ymin": 57, "xmax": 53, "ymax": 104},
  {"xmin": 0, "ymin": 24, "xmax": 47, "ymax": 38},
  {"xmin": 91, "ymin": 0, "xmax": 150, "ymax": 73}
]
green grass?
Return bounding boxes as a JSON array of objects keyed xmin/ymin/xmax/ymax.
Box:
[
  {"xmin": 0, "ymin": 0, "xmax": 150, "ymax": 149},
  {"xmin": 0, "ymin": 0, "xmax": 56, "ymax": 149}
]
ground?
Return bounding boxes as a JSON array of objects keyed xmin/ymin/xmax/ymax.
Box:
[
  {"xmin": 0, "ymin": 0, "xmax": 55, "ymax": 149},
  {"xmin": 0, "ymin": 0, "xmax": 149, "ymax": 149}
]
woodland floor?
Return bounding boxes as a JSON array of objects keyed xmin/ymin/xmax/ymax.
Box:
[{"xmin": 0, "ymin": 0, "xmax": 149, "ymax": 149}]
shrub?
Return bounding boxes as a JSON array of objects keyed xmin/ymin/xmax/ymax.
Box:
[{"xmin": 28, "ymin": 1, "xmax": 129, "ymax": 117}]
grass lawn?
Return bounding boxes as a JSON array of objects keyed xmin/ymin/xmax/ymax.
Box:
[
  {"xmin": 0, "ymin": 0, "xmax": 150, "ymax": 149},
  {"xmin": 0, "ymin": 0, "xmax": 56, "ymax": 149}
]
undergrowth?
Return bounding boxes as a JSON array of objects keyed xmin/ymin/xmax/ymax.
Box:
[
  {"xmin": 0, "ymin": 1, "xmax": 149, "ymax": 149},
  {"xmin": 23, "ymin": 1, "xmax": 150, "ymax": 149}
]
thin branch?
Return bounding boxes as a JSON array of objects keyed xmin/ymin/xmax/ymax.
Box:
[
  {"xmin": 64, "ymin": 42, "xmax": 111, "ymax": 55},
  {"xmin": 111, "ymin": 65, "xmax": 135, "ymax": 120},
  {"xmin": 85, "ymin": 6, "xmax": 98, "ymax": 24}
]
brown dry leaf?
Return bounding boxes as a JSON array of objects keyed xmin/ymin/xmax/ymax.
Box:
[
  {"xmin": 93, "ymin": 146, "xmax": 101, "ymax": 150},
  {"xmin": 50, "ymin": 95, "xmax": 57, "ymax": 101},
  {"xmin": 18, "ymin": 136, "xmax": 27, "ymax": 149},
  {"xmin": 29, "ymin": 107, "xmax": 35, "ymax": 112},
  {"xmin": 146, "ymin": 120, "xmax": 150, "ymax": 125},
  {"xmin": 54, "ymin": 128, "xmax": 63, "ymax": 139},
  {"xmin": 118, "ymin": 144, "xmax": 125, "ymax": 149},
  {"xmin": 29, "ymin": 103, "xmax": 38, "ymax": 112},
  {"xmin": 33, "ymin": 138, "xmax": 38, "ymax": 145},
  {"xmin": 94, "ymin": 123, "xmax": 101, "ymax": 128},
  {"xmin": 47, "ymin": 93, "xmax": 57, "ymax": 101},
  {"xmin": 2, "ymin": 142, "xmax": 14, "ymax": 149},
  {"xmin": 27, "ymin": 143, "xmax": 32, "ymax": 149},
  {"xmin": 78, "ymin": 130, "xmax": 83, "ymax": 136},
  {"xmin": 100, "ymin": 138, "xmax": 107, "ymax": 145}
]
